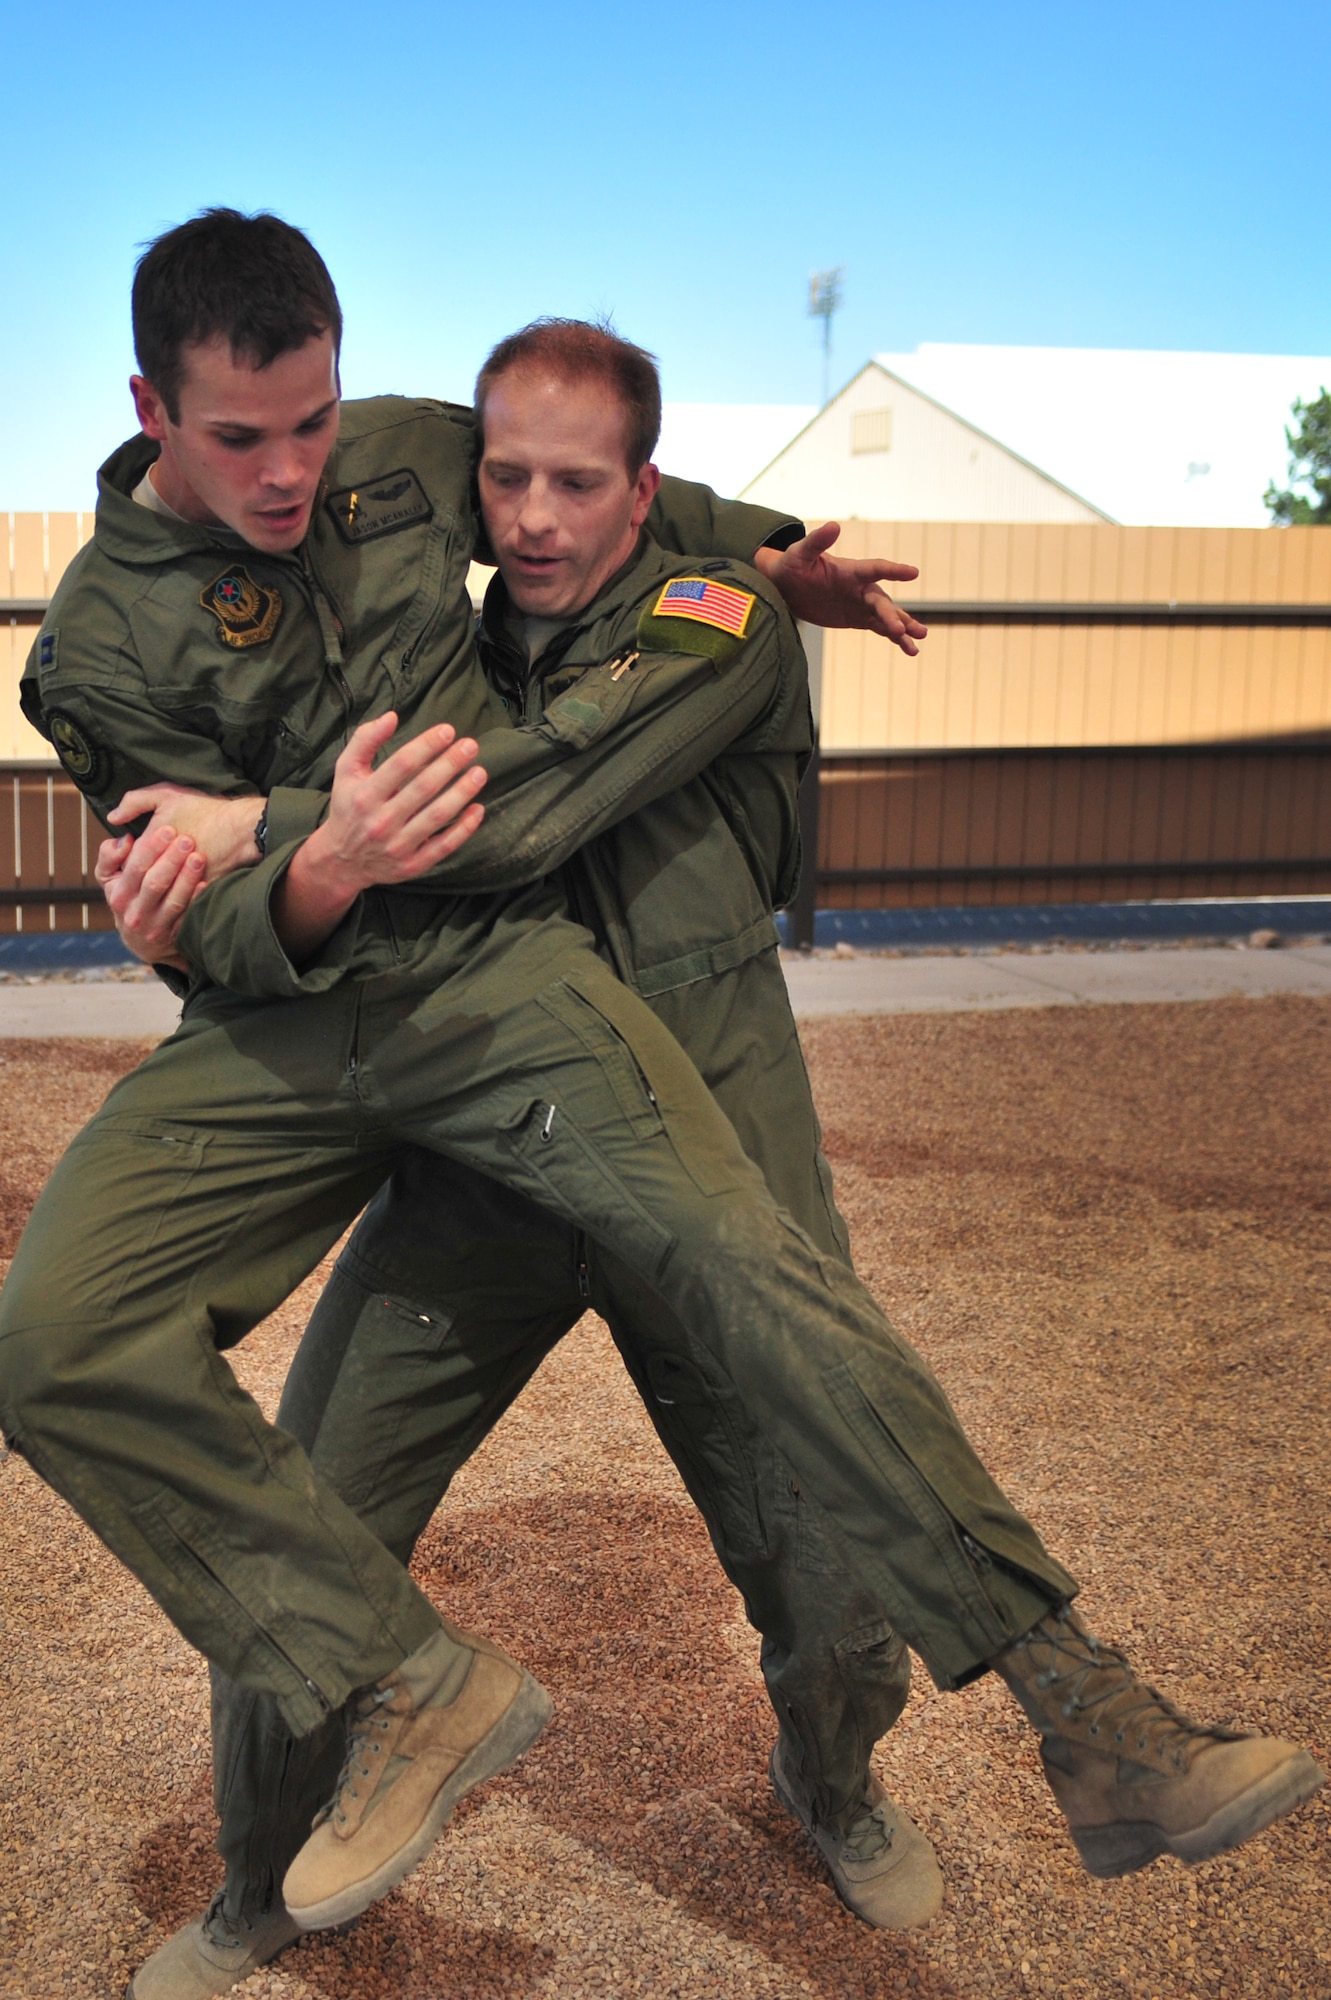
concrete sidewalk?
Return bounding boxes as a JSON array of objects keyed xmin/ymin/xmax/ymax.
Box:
[
  {"xmin": 779, "ymin": 942, "xmax": 1331, "ymax": 1015},
  {"xmin": 0, "ymin": 980, "xmax": 184, "ymax": 1038},
  {"xmin": 3, "ymin": 942, "xmax": 1331, "ymax": 1037}
]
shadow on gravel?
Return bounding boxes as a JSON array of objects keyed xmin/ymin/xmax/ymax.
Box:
[
  {"xmin": 123, "ymin": 1488, "xmax": 959, "ymax": 2000},
  {"xmin": 127, "ymin": 1777, "xmax": 220, "ymax": 1931},
  {"xmin": 285, "ymin": 1906, "xmax": 555, "ymax": 1998},
  {"xmin": 415, "ymin": 1492, "xmax": 964, "ymax": 2000},
  {"xmin": 127, "ymin": 1776, "xmax": 554, "ymax": 1997}
]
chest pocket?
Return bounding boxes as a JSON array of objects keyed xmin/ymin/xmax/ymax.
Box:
[
  {"xmin": 152, "ymin": 691, "xmax": 315, "ymax": 792},
  {"xmin": 312, "ymin": 480, "xmax": 468, "ymax": 695}
]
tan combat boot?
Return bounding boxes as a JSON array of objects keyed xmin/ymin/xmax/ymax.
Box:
[
  {"xmin": 283, "ymin": 1626, "xmax": 552, "ymax": 1930},
  {"xmin": 993, "ymin": 1608, "xmax": 1325, "ymax": 1878},
  {"xmin": 769, "ymin": 1738, "xmax": 944, "ymax": 1927},
  {"xmin": 126, "ymin": 1893, "xmax": 299, "ymax": 1997}
]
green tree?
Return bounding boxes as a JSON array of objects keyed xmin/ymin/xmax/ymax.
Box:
[{"xmin": 1265, "ymin": 388, "xmax": 1331, "ymax": 524}]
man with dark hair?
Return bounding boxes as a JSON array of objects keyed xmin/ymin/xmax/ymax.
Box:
[
  {"xmin": 131, "ymin": 207, "xmax": 343, "ymax": 431},
  {"xmin": 110, "ymin": 313, "xmax": 952, "ymax": 1998},
  {"xmin": 12, "ymin": 213, "xmax": 1321, "ymax": 1997},
  {"xmin": 109, "ymin": 319, "xmax": 1325, "ymax": 1999}
]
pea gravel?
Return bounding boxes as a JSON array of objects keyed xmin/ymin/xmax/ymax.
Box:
[{"xmin": 0, "ymin": 998, "xmax": 1327, "ymax": 2000}]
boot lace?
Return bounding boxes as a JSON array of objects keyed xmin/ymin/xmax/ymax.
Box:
[
  {"xmin": 321, "ymin": 1682, "xmax": 398, "ymax": 1829},
  {"xmin": 200, "ymin": 1891, "xmax": 257, "ymax": 1952},
  {"xmin": 1020, "ymin": 1611, "xmax": 1212, "ymax": 1770},
  {"xmin": 839, "ymin": 1796, "xmax": 897, "ymax": 1863}
]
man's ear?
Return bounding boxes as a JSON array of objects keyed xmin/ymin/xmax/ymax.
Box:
[
  {"xmin": 630, "ymin": 461, "xmax": 662, "ymax": 532},
  {"xmin": 130, "ymin": 375, "xmax": 170, "ymax": 443}
]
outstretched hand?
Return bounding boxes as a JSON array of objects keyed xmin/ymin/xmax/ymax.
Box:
[
  {"xmin": 755, "ymin": 522, "xmax": 929, "ymax": 655},
  {"xmin": 313, "ymin": 712, "xmax": 488, "ymax": 898}
]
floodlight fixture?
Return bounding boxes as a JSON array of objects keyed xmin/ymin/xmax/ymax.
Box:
[{"xmin": 808, "ymin": 267, "xmax": 845, "ymax": 406}]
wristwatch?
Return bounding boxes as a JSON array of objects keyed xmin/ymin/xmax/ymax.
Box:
[{"xmin": 253, "ymin": 805, "xmax": 269, "ymax": 859}]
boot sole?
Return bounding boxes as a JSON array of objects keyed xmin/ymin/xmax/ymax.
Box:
[
  {"xmin": 1072, "ymin": 1749, "xmax": 1326, "ymax": 1879},
  {"xmin": 286, "ymin": 1672, "xmax": 553, "ymax": 1930}
]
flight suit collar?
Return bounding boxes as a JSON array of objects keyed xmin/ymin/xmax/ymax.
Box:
[
  {"xmin": 92, "ymin": 435, "xmax": 233, "ymax": 566},
  {"xmin": 92, "ymin": 433, "xmax": 326, "ymax": 569},
  {"xmin": 477, "ymin": 531, "xmax": 671, "ymax": 699}
]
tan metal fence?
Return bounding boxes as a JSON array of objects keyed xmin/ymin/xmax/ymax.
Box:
[
  {"xmin": 5, "ymin": 511, "xmax": 1331, "ymax": 926},
  {"xmin": 3, "ymin": 511, "xmax": 94, "ymax": 762},
  {"xmin": 804, "ymin": 521, "xmax": 1331, "ymax": 913},
  {"xmin": 819, "ymin": 521, "xmax": 1331, "ymax": 753}
]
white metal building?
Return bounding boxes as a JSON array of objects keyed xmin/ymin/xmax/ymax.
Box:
[
  {"xmin": 654, "ymin": 403, "xmax": 815, "ymax": 503},
  {"xmin": 657, "ymin": 346, "xmax": 1331, "ymax": 528},
  {"xmin": 735, "ymin": 359, "xmax": 1108, "ymax": 524}
]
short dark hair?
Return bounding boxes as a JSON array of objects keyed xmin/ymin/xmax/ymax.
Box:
[
  {"xmin": 475, "ymin": 318, "xmax": 662, "ymax": 473},
  {"xmin": 132, "ymin": 208, "xmax": 342, "ymax": 422}
]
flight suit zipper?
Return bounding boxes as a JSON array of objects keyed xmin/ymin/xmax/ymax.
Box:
[
  {"xmin": 294, "ymin": 547, "xmax": 356, "ymax": 724},
  {"xmin": 574, "ymin": 1231, "xmax": 591, "ymax": 1301}
]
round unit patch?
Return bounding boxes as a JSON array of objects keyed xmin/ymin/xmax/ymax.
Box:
[{"xmin": 47, "ymin": 709, "xmax": 108, "ymax": 793}]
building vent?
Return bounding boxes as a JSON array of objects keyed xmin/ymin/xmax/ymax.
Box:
[{"xmin": 851, "ymin": 407, "xmax": 893, "ymax": 454}]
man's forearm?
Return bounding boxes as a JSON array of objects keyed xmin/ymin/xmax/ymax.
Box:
[
  {"xmin": 177, "ymin": 715, "xmax": 486, "ymax": 993},
  {"xmin": 270, "ymin": 827, "xmax": 362, "ymax": 964},
  {"xmin": 409, "ymin": 624, "xmax": 784, "ymax": 894}
]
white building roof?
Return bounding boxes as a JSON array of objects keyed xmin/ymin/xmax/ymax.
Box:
[
  {"xmin": 872, "ymin": 344, "xmax": 1331, "ymax": 528},
  {"xmin": 738, "ymin": 362, "xmax": 1109, "ymax": 524},
  {"xmin": 655, "ymin": 403, "xmax": 815, "ymax": 501}
]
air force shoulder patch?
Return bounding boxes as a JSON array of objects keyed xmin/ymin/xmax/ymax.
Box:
[{"xmin": 47, "ymin": 709, "xmax": 108, "ymax": 794}]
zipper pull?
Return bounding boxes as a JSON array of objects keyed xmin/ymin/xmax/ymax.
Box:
[{"xmin": 540, "ymin": 1104, "xmax": 557, "ymax": 1142}]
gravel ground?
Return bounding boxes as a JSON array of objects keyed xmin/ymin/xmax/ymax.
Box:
[{"xmin": 0, "ymin": 1001, "xmax": 1327, "ymax": 2000}]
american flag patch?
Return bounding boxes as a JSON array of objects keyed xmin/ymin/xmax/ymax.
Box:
[{"xmin": 652, "ymin": 576, "xmax": 756, "ymax": 638}]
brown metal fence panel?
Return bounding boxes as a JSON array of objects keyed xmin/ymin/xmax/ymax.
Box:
[
  {"xmin": 0, "ymin": 766, "xmax": 112, "ymax": 934},
  {"xmin": 817, "ymin": 745, "xmax": 1331, "ymax": 908}
]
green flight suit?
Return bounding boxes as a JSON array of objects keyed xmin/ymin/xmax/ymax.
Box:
[
  {"xmin": 3, "ymin": 409, "xmax": 1074, "ymax": 1764},
  {"xmin": 205, "ymin": 543, "xmax": 911, "ymax": 1913}
]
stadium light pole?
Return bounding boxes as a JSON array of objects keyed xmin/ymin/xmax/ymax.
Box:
[
  {"xmin": 792, "ymin": 267, "xmax": 842, "ymax": 949},
  {"xmin": 808, "ymin": 267, "xmax": 844, "ymax": 406}
]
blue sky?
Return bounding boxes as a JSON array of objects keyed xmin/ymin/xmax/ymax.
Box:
[{"xmin": 3, "ymin": 0, "xmax": 1328, "ymax": 506}]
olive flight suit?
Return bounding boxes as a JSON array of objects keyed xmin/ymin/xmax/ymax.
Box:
[
  {"xmin": 2, "ymin": 406, "xmax": 1074, "ymax": 1763},
  {"xmin": 206, "ymin": 540, "xmax": 913, "ymax": 1913}
]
